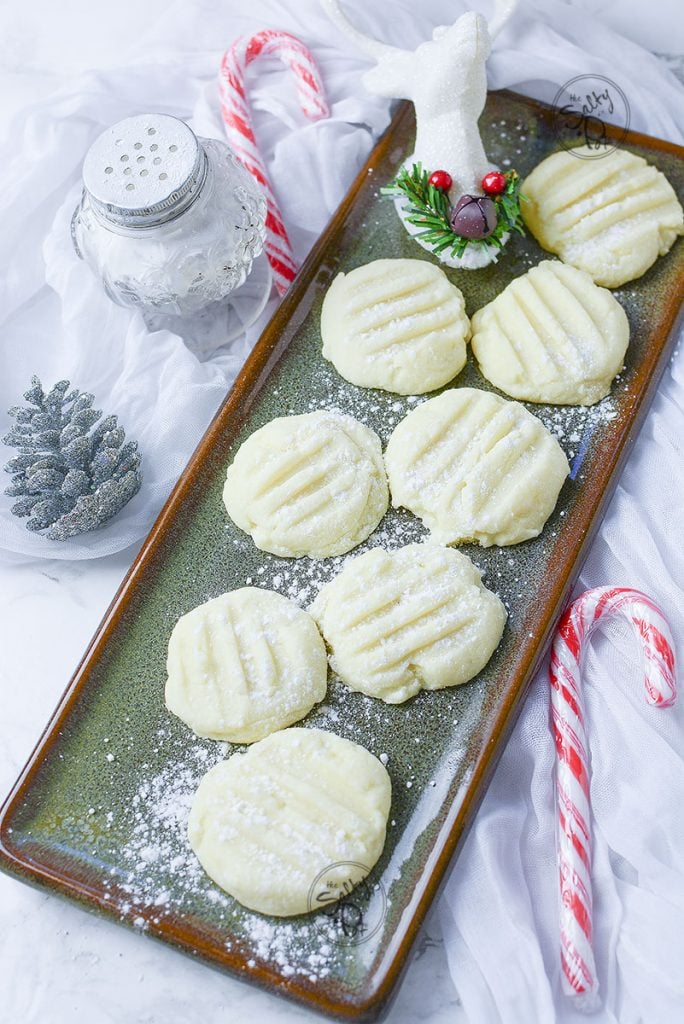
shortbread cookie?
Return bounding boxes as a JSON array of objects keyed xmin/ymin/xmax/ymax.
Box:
[
  {"xmin": 521, "ymin": 146, "xmax": 684, "ymax": 288},
  {"xmin": 471, "ymin": 260, "xmax": 629, "ymax": 405},
  {"xmin": 320, "ymin": 258, "xmax": 470, "ymax": 395},
  {"xmin": 310, "ymin": 544, "xmax": 506, "ymax": 704},
  {"xmin": 223, "ymin": 410, "xmax": 388, "ymax": 558},
  {"xmin": 188, "ymin": 728, "xmax": 391, "ymax": 916},
  {"xmin": 384, "ymin": 388, "xmax": 569, "ymax": 546},
  {"xmin": 165, "ymin": 588, "xmax": 327, "ymax": 743}
]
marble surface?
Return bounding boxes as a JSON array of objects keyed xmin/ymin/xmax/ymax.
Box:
[{"xmin": 1, "ymin": 3, "xmax": 682, "ymax": 1023}]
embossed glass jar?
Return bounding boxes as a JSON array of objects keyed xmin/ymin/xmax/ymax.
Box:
[{"xmin": 71, "ymin": 114, "xmax": 268, "ymax": 320}]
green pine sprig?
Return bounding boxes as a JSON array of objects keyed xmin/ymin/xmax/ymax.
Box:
[{"xmin": 381, "ymin": 163, "xmax": 526, "ymax": 261}]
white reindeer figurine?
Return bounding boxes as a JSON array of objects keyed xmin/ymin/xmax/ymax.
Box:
[{"xmin": 321, "ymin": 0, "xmax": 522, "ymax": 269}]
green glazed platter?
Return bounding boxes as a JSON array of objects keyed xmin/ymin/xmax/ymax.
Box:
[{"xmin": 1, "ymin": 92, "xmax": 683, "ymax": 1021}]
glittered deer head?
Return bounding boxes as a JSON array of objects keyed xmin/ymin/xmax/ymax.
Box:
[{"xmin": 321, "ymin": 0, "xmax": 517, "ymax": 199}]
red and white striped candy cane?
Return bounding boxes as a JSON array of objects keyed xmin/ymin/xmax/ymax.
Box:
[
  {"xmin": 219, "ymin": 31, "xmax": 330, "ymax": 296},
  {"xmin": 549, "ymin": 587, "xmax": 676, "ymax": 1009}
]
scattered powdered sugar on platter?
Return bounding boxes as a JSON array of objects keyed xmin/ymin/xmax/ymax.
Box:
[
  {"xmin": 81, "ymin": 737, "xmax": 226, "ymax": 929},
  {"xmin": 536, "ymin": 390, "xmax": 621, "ymax": 473},
  {"xmin": 116, "ymin": 739, "xmax": 227, "ymax": 913},
  {"xmin": 107, "ymin": 725, "xmax": 388, "ymax": 979}
]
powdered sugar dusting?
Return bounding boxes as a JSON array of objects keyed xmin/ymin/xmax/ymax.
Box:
[
  {"xmin": 100, "ymin": 342, "xmax": 629, "ymax": 977},
  {"xmin": 117, "ymin": 739, "xmax": 228, "ymax": 912},
  {"xmin": 105, "ymin": 735, "xmax": 355, "ymax": 981}
]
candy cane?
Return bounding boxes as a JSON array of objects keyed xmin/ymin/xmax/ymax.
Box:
[
  {"xmin": 219, "ymin": 31, "xmax": 330, "ymax": 296},
  {"xmin": 549, "ymin": 587, "xmax": 676, "ymax": 1009}
]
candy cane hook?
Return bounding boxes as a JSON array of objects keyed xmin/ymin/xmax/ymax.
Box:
[
  {"xmin": 549, "ymin": 587, "xmax": 676, "ymax": 1010},
  {"xmin": 219, "ymin": 31, "xmax": 330, "ymax": 296}
]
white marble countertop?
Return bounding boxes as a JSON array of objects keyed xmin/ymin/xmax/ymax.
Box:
[{"xmin": 1, "ymin": 2, "xmax": 682, "ymax": 1022}]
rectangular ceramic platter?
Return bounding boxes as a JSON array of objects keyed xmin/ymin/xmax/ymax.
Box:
[{"xmin": 1, "ymin": 93, "xmax": 683, "ymax": 1022}]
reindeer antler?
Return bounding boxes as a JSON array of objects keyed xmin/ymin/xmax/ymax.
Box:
[
  {"xmin": 321, "ymin": 0, "xmax": 518, "ymax": 53},
  {"xmin": 488, "ymin": 0, "xmax": 517, "ymax": 39},
  {"xmin": 320, "ymin": 0, "xmax": 401, "ymax": 61}
]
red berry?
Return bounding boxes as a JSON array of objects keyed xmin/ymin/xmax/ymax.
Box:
[
  {"xmin": 481, "ymin": 171, "xmax": 507, "ymax": 195},
  {"xmin": 428, "ymin": 170, "xmax": 453, "ymax": 191}
]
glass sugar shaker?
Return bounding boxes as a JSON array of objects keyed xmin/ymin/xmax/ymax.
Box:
[{"xmin": 71, "ymin": 114, "xmax": 270, "ymax": 339}]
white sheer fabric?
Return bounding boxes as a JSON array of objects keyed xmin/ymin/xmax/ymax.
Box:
[{"xmin": 0, "ymin": 2, "xmax": 682, "ymax": 1020}]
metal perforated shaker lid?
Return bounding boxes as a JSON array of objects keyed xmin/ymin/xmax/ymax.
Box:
[{"xmin": 82, "ymin": 114, "xmax": 207, "ymax": 228}]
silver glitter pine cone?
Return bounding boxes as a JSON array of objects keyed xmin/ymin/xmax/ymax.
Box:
[{"xmin": 3, "ymin": 376, "xmax": 142, "ymax": 541}]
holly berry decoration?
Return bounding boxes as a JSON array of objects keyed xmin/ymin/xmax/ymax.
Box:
[
  {"xmin": 428, "ymin": 169, "xmax": 453, "ymax": 191},
  {"xmin": 381, "ymin": 163, "xmax": 524, "ymax": 261},
  {"xmin": 450, "ymin": 194, "xmax": 498, "ymax": 240},
  {"xmin": 481, "ymin": 170, "xmax": 507, "ymax": 195}
]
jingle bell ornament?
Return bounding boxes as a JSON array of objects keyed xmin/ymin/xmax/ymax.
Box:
[{"xmin": 450, "ymin": 195, "xmax": 498, "ymax": 240}]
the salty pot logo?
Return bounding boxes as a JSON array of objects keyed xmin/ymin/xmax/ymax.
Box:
[
  {"xmin": 552, "ymin": 75, "xmax": 630, "ymax": 157},
  {"xmin": 307, "ymin": 861, "xmax": 387, "ymax": 946}
]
